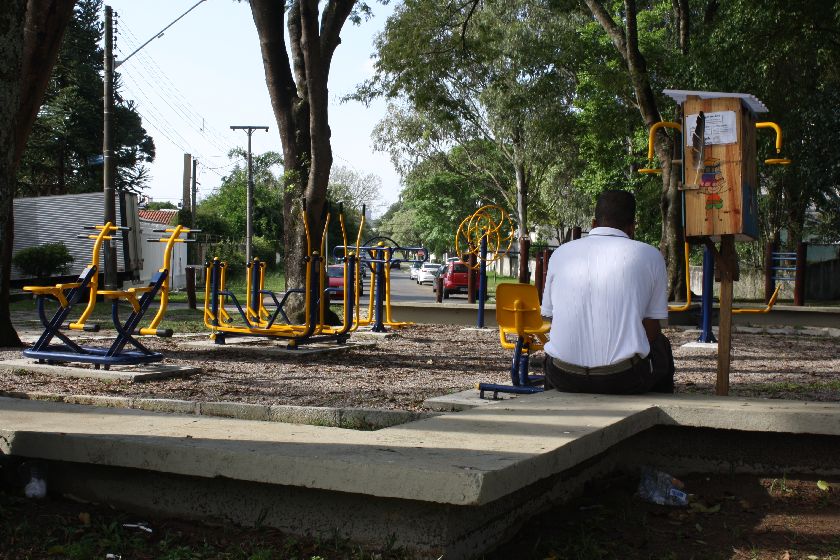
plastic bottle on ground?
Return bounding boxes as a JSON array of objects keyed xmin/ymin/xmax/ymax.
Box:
[{"xmin": 637, "ymin": 466, "xmax": 688, "ymax": 506}]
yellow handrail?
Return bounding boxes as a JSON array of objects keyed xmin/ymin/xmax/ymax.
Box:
[
  {"xmin": 139, "ymin": 225, "xmax": 189, "ymax": 335},
  {"xmin": 732, "ymin": 284, "xmax": 782, "ymax": 314},
  {"xmin": 639, "ymin": 121, "xmax": 682, "ymax": 174},
  {"xmin": 756, "ymin": 122, "xmax": 792, "ymax": 165},
  {"xmin": 69, "ymin": 223, "xmax": 119, "ymax": 330},
  {"xmin": 668, "ymin": 241, "xmax": 692, "ymax": 312}
]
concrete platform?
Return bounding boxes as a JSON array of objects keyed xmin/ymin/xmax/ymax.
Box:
[
  {"xmin": 182, "ymin": 338, "xmax": 375, "ymax": 355},
  {"xmin": 0, "ymin": 359, "xmax": 198, "ymax": 382},
  {"xmin": 3, "ymin": 393, "xmax": 840, "ymax": 559},
  {"xmin": 423, "ymin": 388, "xmax": 518, "ymax": 411}
]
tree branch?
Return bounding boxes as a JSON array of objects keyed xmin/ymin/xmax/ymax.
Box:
[
  {"xmin": 320, "ymin": 0, "xmax": 355, "ymax": 74},
  {"xmin": 581, "ymin": 0, "xmax": 628, "ymax": 60}
]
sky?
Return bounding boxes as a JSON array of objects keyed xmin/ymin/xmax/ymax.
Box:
[{"xmin": 106, "ymin": 0, "xmax": 399, "ymax": 215}]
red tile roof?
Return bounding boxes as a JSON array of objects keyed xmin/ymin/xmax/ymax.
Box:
[{"xmin": 138, "ymin": 209, "xmax": 178, "ymax": 225}]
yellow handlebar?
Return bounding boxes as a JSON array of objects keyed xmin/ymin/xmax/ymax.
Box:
[
  {"xmin": 756, "ymin": 122, "xmax": 792, "ymax": 165},
  {"xmin": 639, "ymin": 121, "xmax": 682, "ymax": 175}
]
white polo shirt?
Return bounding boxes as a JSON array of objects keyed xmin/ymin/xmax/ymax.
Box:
[{"xmin": 541, "ymin": 227, "xmax": 668, "ymax": 368}]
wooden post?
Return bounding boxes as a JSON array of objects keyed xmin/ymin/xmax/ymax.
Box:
[
  {"xmin": 467, "ymin": 252, "xmax": 477, "ymax": 303},
  {"xmin": 716, "ymin": 235, "xmax": 736, "ymax": 396},
  {"xmin": 534, "ymin": 250, "xmax": 545, "ymax": 302},
  {"xmin": 794, "ymin": 242, "xmax": 807, "ymax": 306},
  {"xmin": 185, "ymin": 266, "xmax": 196, "ymax": 309},
  {"xmin": 435, "ymin": 277, "xmax": 443, "ymax": 303},
  {"xmin": 764, "ymin": 240, "xmax": 776, "ymax": 304}
]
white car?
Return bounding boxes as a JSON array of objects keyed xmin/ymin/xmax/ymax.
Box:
[
  {"xmin": 416, "ymin": 262, "xmax": 441, "ymax": 285},
  {"xmin": 409, "ymin": 261, "xmax": 422, "ymax": 281}
]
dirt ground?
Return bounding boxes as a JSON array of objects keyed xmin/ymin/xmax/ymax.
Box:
[
  {"xmin": 490, "ymin": 473, "xmax": 840, "ymax": 560},
  {"xmin": 1, "ymin": 324, "xmax": 839, "ymax": 408},
  {"xmin": 1, "ymin": 322, "xmax": 839, "ymax": 559}
]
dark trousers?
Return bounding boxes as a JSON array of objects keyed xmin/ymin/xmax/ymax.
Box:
[{"xmin": 544, "ymin": 333, "xmax": 675, "ymax": 395}]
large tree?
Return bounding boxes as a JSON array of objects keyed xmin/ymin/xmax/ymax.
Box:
[
  {"xmin": 249, "ymin": 0, "xmax": 360, "ymax": 296},
  {"xmin": 360, "ymin": 0, "xmax": 579, "ymax": 258},
  {"xmin": 17, "ymin": 0, "xmax": 154, "ymax": 197},
  {"xmin": 0, "ymin": 0, "xmax": 76, "ymax": 347}
]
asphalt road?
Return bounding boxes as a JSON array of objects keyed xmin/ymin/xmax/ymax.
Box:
[{"xmin": 361, "ymin": 267, "xmax": 437, "ymax": 303}]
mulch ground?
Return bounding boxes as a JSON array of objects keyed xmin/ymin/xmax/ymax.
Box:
[
  {"xmin": 1, "ymin": 321, "xmax": 839, "ymax": 559},
  {"xmin": 1, "ymin": 324, "xmax": 839, "ymax": 408}
]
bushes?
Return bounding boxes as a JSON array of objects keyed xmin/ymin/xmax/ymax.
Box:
[
  {"xmin": 207, "ymin": 236, "xmax": 279, "ymax": 276},
  {"xmin": 13, "ymin": 242, "xmax": 75, "ymax": 279}
]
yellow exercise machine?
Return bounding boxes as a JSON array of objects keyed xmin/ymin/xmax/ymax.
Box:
[
  {"xmin": 337, "ymin": 235, "xmax": 428, "ymax": 332},
  {"xmin": 23, "ymin": 223, "xmax": 196, "ymax": 367},
  {"xmin": 204, "ymin": 203, "xmax": 364, "ymax": 346}
]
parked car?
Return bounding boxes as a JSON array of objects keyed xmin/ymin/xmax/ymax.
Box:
[
  {"xmin": 440, "ymin": 261, "xmax": 469, "ymax": 298},
  {"xmin": 326, "ymin": 264, "xmax": 363, "ymax": 299},
  {"xmin": 409, "ymin": 261, "xmax": 422, "ymax": 280},
  {"xmin": 416, "ymin": 262, "xmax": 441, "ymax": 285}
]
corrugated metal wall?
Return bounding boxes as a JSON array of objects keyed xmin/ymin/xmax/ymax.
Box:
[{"xmin": 12, "ymin": 192, "xmax": 138, "ymax": 280}]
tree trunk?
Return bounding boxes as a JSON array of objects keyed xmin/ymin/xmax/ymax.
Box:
[
  {"xmin": 0, "ymin": 0, "xmax": 27, "ymax": 347},
  {"xmin": 251, "ymin": 0, "xmax": 354, "ymax": 307},
  {"xmin": 583, "ymin": 0, "xmax": 686, "ymax": 298},
  {"xmin": 0, "ymin": 0, "xmax": 75, "ymax": 347}
]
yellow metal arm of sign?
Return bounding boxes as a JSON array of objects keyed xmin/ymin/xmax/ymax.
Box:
[{"xmin": 639, "ymin": 121, "xmax": 683, "ymax": 174}]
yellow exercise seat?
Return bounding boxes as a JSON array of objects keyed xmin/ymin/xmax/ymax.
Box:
[{"xmin": 495, "ymin": 283, "xmax": 550, "ymax": 351}]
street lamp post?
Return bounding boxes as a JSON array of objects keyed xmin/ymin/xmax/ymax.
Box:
[{"xmin": 230, "ymin": 126, "xmax": 268, "ymax": 263}]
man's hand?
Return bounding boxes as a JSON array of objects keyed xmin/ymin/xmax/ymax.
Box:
[{"xmin": 642, "ymin": 318, "xmax": 662, "ymax": 343}]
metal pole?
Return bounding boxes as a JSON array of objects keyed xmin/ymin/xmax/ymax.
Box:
[
  {"xmin": 103, "ymin": 5, "xmax": 118, "ymax": 289},
  {"xmin": 698, "ymin": 245, "xmax": 717, "ymax": 343},
  {"xmin": 230, "ymin": 126, "xmax": 268, "ymax": 264},
  {"xmin": 477, "ymin": 234, "xmax": 487, "ymax": 328},
  {"xmin": 246, "ymin": 131, "xmax": 253, "ymax": 263},
  {"xmin": 372, "ymin": 248, "xmax": 385, "ymax": 332},
  {"xmin": 794, "ymin": 242, "xmax": 807, "ymax": 306}
]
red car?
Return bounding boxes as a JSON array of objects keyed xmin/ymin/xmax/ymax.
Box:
[
  {"xmin": 440, "ymin": 261, "xmax": 469, "ymax": 298},
  {"xmin": 326, "ymin": 264, "xmax": 363, "ymax": 300}
]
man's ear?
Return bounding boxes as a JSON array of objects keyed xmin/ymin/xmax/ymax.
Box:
[
  {"xmin": 626, "ymin": 223, "xmax": 636, "ymax": 239},
  {"xmin": 591, "ymin": 218, "xmax": 598, "ymax": 229}
]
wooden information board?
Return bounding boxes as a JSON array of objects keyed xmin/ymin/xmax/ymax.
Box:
[{"xmin": 664, "ymin": 91, "xmax": 765, "ymax": 241}]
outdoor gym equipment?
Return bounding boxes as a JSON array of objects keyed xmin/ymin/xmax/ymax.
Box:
[
  {"xmin": 23, "ymin": 223, "xmax": 196, "ymax": 368},
  {"xmin": 335, "ymin": 235, "xmax": 427, "ymax": 333},
  {"xmin": 640, "ymin": 90, "xmax": 791, "ymax": 394},
  {"xmin": 454, "ymin": 205, "xmax": 516, "ymax": 328},
  {"xmin": 477, "ymin": 283, "xmax": 548, "ymax": 398},
  {"xmin": 204, "ymin": 203, "xmax": 363, "ymax": 346}
]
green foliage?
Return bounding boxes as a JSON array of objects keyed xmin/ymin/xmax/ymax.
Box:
[
  {"xmin": 206, "ymin": 236, "xmax": 279, "ymax": 277},
  {"xmin": 144, "ymin": 201, "xmax": 177, "ymax": 211},
  {"xmin": 361, "ymin": 0, "xmax": 582, "ymax": 235},
  {"xmin": 13, "ymin": 242, "xmax": 74, "ymax": 278},
  {"xmin": 195, "ymin": 150, "xmax": 283, "ymax": 244},
  {"xmin": 16, "ymin": 0, "xmax": 154, "ymax": 197}
]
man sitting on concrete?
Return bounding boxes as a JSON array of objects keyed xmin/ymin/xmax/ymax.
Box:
[{"xmin": 541, "ymin": 189, "xmax": 675, "ymax": 394}]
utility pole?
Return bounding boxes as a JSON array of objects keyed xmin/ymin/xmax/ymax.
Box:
[
  {"xmin": 230, "ymin": 126, "xmax": 268, "ymax": 263},
  {"xmin": 182, "ymin": 153, "xmax": 191, "ymax": 212},
  {"xmin": 103, "ymin": 5, "xmax": 118, "ymax": 289},
  {"xmin": 191, "ymin": 158, "xmax": 198, "ymax": 227}
]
